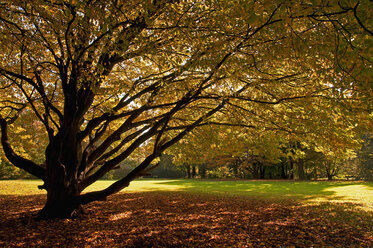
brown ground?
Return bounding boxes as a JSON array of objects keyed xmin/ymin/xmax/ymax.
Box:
[{"xmin": 0, "ymin": 192, "xmax": 372, "ymax": 247}]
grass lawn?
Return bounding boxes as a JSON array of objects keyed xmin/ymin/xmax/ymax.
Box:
[
  {"xmin": 89, "ymin": 179, "xmax": 373, "ymax": 209},
  {"xmin": 2, "ymin": 179, "xmax": 372, "ymax": 209},
  {"xmin": 0, "ymin": 179, "xmax": 372, "ymax": 247}
]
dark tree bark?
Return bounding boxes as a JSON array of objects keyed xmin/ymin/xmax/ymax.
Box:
[
  {"xmin": 289, "ymin": 160, "xmax": 294, "ymax": 180},
  {"xmin": 191, "ymin": 165, "xmax": 196, "ymax": 179},
  {"xmin": 185, "ymin": 164, "xmax": 191, "ymax": 179},
  {"xmin": 259, "ymin": 165, "xmax": 265, "ymax": 179},
  {"xmin": 298, "ymin": 160, "xmax": 306, "ymax": 180},
  {"xmin": 38, "ymin": 186, "xmax": 83, "ymax": 219},
  {"xmin": 280, "ymin": 160, "xmax": 288, "ymax": 179},
  {"xmin": 252, "ymin": 162, "xmax": 260, "ymax": 179},
  {"xmin": 199, "ymin": 164, "xmax": 207, "ymax": 179},
  {"xmin": 327, "ymin": 173, "xmax": 334, "ymax": 180}
]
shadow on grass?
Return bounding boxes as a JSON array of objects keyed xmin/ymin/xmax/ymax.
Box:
[
  {"xmin": 0, "ymin": 192, "xmax": 372, "ymax": 247},
  {"xmin": 152, "ymin": 179, "xmax": 373, "ymax": 206}
]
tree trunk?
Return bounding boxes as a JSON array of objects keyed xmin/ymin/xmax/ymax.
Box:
[
  {"xmin": 312, "ymin": 168, "xmax": 318, "ymax": 179},
  {"xmin": 38, "ymin": 188, "xmax": 83, "ymax": 219},
  {"xmin": 38, "ymin": 124, "xmax": 84, "ymax": 219},
  {"xmin": 232, "ymin": 161, "xmax": 238, "ymax": 178},
  {"xmin": 38, "ymin": 158, "xmax": 83, "ymax": 219},
  {"xmin": 289, "ymin": 160, "xmax": 294, "ymax": 179},
  {"xmin": 199, "ymin": 164, "xmax": 206, "ymax": 179},
  {"xmin": 327, "ymin": 173, "xmax": 333, "ymax": 180},
  {"xmin": 280, "ymin": 159, "xmax": 287, "ymax": 179},
  {"xmin": 252, "ymin": 162, "xmax": 260, "ymax": 179},
  {"xmin": 191, "ymin": 165, "xmax": 196, "ymax": 178},
  {"xmin": 185, "ymin": 164, "xmax": 191, "ymax": 179},
  {"xmin": 259, "ymin": 165, "xmax": 265, "ymax": 179},
  {"xmin": 298, "ymin": 160, "xmax": 306, "ymax": 180}
]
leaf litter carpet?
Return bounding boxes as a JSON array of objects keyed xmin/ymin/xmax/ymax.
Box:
[{"xmin": 0, "ymin": 192, "xmax": 372, "ymax": 247}]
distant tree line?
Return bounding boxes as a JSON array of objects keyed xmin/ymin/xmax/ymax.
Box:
[
  {"xmin": 1, "ymin": 136, "xmax": 372, "ymax": 180},
  {"xmin": 171, "ymin": 142, "xmax": 370, "ymax": 181},
  {"xmin": 1, "ymin": 136, "xmax": 372, "ymax": 181}
]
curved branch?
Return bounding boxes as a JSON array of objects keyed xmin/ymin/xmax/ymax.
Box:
[
  {"xmin": 78, "ymin": 100, "xmax": 227, "ymax": 205},
  {"xmin": 353, "ymin": 3, "xmax": 373, "ymax": 36},
  {"xmin": 64, "ymin": 4, "xmax": 76, "ymax": 60},
  {"xmin": 0, "ymin": 117, "xmax": 45, "ymax": 179}
]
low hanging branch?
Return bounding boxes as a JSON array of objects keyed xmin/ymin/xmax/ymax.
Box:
[
  {"xmin": 79, "ymin": 99, "xmax": 227, "ymax": 205},
  {"xmin": 0, "ymin": 116, "xmax": 45, "ymax": 180},
  {"xmin": 0, "ymin": 0, "xmax": 370, "ymax": 219}
]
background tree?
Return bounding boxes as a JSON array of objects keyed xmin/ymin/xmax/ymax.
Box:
[
  {"xmin": 145, "ymin": 153, "xmax": 185, "ymax": 178},
  {"xmin": 169, "ymin": 123, "xmax": 359, "ymax": 180},
  {"xmin": 0, "ymin": 110, "xmax": 48, "ymax": 178},
  {"xmin": 357, "ymin": 133, "xmax": 373, "ymax": 180},
  {"xmin": 0, "ymin": 0, "xmax": 372, "ymax": 218},
  {"xmin": 168, "ymin": 128, "xmax": 209, "ymax": 178}
]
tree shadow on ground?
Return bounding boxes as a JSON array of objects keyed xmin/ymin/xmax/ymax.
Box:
[
  {"xmin": 0, "ymin": 192, "xmax": 372, "ymax": 247},
  {"xmin": 153, "ymin": 180, "xmax": 373, "ymax": 206}
]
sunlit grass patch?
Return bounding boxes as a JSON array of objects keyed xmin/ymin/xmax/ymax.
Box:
[
  {"xmin": 148, "ymin": 179, "xmax": 373, "ymax": 208},
  {"xmin": 0, "ymin": 180, "xmax": 44, "ymax": 195},
  {"xmin": 0, "ymin": 179, "xmax": 372, "ymax": 210},
  {"xmin": 314, "ymin": 184, "xmax": 373, "ymax": 210},
  {"xmin": 84, "ymin": 179, "xmax": 187, "ymax": 193}
]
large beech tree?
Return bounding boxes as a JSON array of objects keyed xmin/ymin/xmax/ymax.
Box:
[{"xmin": 0, "ymin": 0, "xmax": 371, "ymax": 218}]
